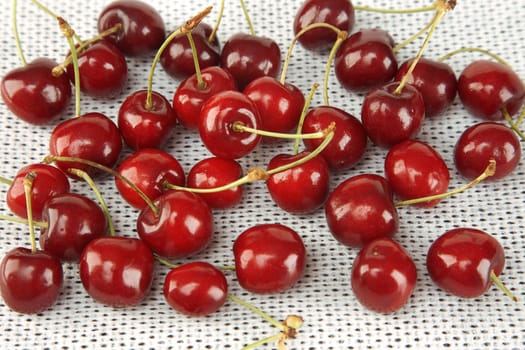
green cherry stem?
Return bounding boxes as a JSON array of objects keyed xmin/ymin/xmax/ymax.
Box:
[
  {"xmin": 354, "ymin": 4, "xmax": 436, "ymax": 14},
  {"xmin": 30, "ymin": 0, "xmax": 82, "ymax": 43},
  {"xmin": 516, "ymin": 108, "xmax": 525, "ymax": 128},
  {"xmin": 58, "ymin": 17, "xmax": 81, "ymax": 117},
  {"xmin": 0, "ymin": 214, "xmax": 47, "ymax": 228},
  {"xmin": 503, "ymin": 108, "xmax": 525, "ymax": 141},
  {"xmin": 23, "ymin": 172, "xmax": 37, "ymax": 253},
  {"xmin": 490, "ymin": 270, "xmax": 519, "ymax": 302},
  {"xmin": 0, "ymin": 175, "xmax": 13, "ymax": 186},
  {"xmin": 208, "ymin": 0, "xmax": 224, "ymax": 43},
  {"xmin": 186, "ymin": 31, "xmax": 207, "ymax": 89},
  {"xmin": 323, "ymin": 30, "xmax": 348, "ymax": 106},
  {"xmin": 393, "ymin": 18, "xmax": 433, "ymax": 53},
  {"xmin": 227, "ymin": 294, "xmax": 284, "ymax": 330},
  {"xmin": 293, "ymin": 82, "xmax": 320, "ymax": 155},
  {"xmin": 11, "ymin": 0, "xmax": 26, "ymax": 65},
  {"xmin": 232, "ymin": 122, "xmax": 329, "ymax": 140},
  {"xmin": 437, "ymin": 47, "xmax": 510, "ymax": 67},
  {"xmin": 239, "ymin": 0, "xmax": 256, "ymax": 36}
]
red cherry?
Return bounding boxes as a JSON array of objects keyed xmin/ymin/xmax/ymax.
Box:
[
  {"xmin": 385, "ymin": 139, "xmax": 450, "ymax": 208},
  {"xmin": 426, "ymin": 228, "xmax": 505, "ymax": 298},
  {"xmin": 351, "ymin": 237, "xmax": 417, "ymax": 314},
  {"xmin": 115, "ymin": 148, "xmax": 185, "ymax": 209},
  {"xmin": 137, "ymin": 190, "xmax": 214, "ymax": 259},
  {"xmin": 6, "ymin": 164, "xmax": 70, "ymax": 221},
  {"xmin": 1, "ymin": 58, "xmax": 71, "ymax": 125},
  {"xmin": 0, "ymin": 247, "xmax": 63, "ymax": 314},
  {"xmin": 39, "ymin": 193, "xmax": 108, "ymax": 262},
  {"xmin": 325, "ymin": 174, "xmax": 399, "ymax": 248},
  {"xmin": 361, "ymin": 82, "xmax": 425, "ymax": 148},
  {"xmin": 118, "ymin": 90, "xmax": 177, "ymax": 150},
  {"xmin": 79, "ymin": 236, "xmax": 154, "ymax": 307},
  {"xmin": 163, "ymin": 262, "xmax": 228, "ymax": 316},
  {"xmin": 454, "ymin": 122, "xmax": 521, "ymax": 181},
  {"xmin": 233, "ymin": 223, "xmax": 306, "ymax": 294},
  {"xmin": 458, "ymin": 60, "xmax": 525, "ymax": 120},
  {"xmin": 97, "ymin": 0, "xmax": 166, "ymax": 56},
  {"xmin": 293, "ymin": 0, "xmax": 355, "ymax": 51}
]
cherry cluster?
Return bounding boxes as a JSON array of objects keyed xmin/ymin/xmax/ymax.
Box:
[{"xmin": 0, "ymin": 0, "xmax": 524, "ymax": 348}]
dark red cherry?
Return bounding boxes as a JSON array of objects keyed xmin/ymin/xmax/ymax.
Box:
[
  {"xmin": 458, "ymin": 60, "xmax": 525, "ymax": 120},
  {"xmin": 186, "ymin": 157, "xmax": 243, "ymax": 209},
  {"xmin": 39, "ymin": 193, "xmax": 108, "ymax": 262},
  {"xmin": 220, "ymin": 33, "xmax": 281, "ymax": 90},
  {"xmin": 1, "ymin": 58, "xmax": 71, "ymax": 125},
  {"xmin": 335, "ymin": 29, "xmax": 397, "ymax": 91},
  {"xmin": 293, "ymin": 0, "xmax": 355, "ymax": 51},
  {"xmin": 385, "ymin": 139, "xmax": 450, "ymax": 208},
  {"xmin": 163, "ymin": 262, "xmax": 228, "ymax": 316},
  {"xmin": 427, "ymin": 228, "xmax": 505, "ymax": 298},
  {"xmin": 0, "ymin": 247, "xmax": 63, "ymax": 314},
  {"xmin": 351, "ymin": 237, "xmax": 417, "ymax": 314},
  {"xmin": 361, "ymin": 82, "xmax": 425, "ymax": 148},
  {"xmin": 6, "ymin": 164, "xmax": 70, "ymax": 221},
  {"xmin": 115, "ymin": 148, "xmax": 185, "ymax": 209},
  {"xmin": 173, "ymin": 66, "xmax": 237, "ymax": 130},
  {"xmin": 199, "ymin": 90, "xmax": 262, "ymax": 159},
  {"xmin": 454, "ymin": 122, "xmax": 521, "ymax": 181},
  {"xmin": 301, "ymin": 106, "xmax": 367, "ymax": 170},
  {"xmin": 97, "ymin": 0, "xmax": 166, "ymax": 56},
  {"xmin": 233, "ymin": 223, "xmax": 306, "ymax": 294},
  {"xmin": 395, "ymin": 57, "xmax": 457, "ymax": 117},
  {"xmin": 118, "ymin": 89, "xmax": 177, "ymax": 150},
  {"xmin": 136, "ymin": 190, "xmax": 214, "ymax": 259},
  {"xmin": 79, "ymin": 236, "xmax": 154, "ymax": 307},
  {"xmin": 325, "ymin": 174, "xmax": 399, "ymax": 248}
]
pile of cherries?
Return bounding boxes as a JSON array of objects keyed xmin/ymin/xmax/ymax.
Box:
[{"xmin": 0, "ymin": 0, "xmax": 524, "ymax": 347}]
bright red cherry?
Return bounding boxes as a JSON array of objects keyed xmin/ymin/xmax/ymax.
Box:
[
  {"xmin": 0, "ymin": 247, "xmax": 63, "ymax": 314},
  {"xmin": 97, "ymin": 0, "xmax": 166, "ymax": 56},
  {"xmin": 233, "ymin": 223, "xmax": 306, "ymax": 294},
  {"xmin": 79, "ymin": 236, "xmax": 154, "ymax": 307},
  {"xmin": 1, "ymin": 58, "xmax": 71, "ymax": 125},
  {"xmin": 351, "ymin": 237, "xmax": 417, "ymax": 314},
  {"xmin": 458, "ymin": 60, "xmax": 525, "ymax": 120},
  {"xmin": 293, "ymin": 0, "xmax": 355, "ymax": 51},
  {"xmin": 325, "ymin": 174, "xmax": 399, "ymax": 248},
  {"xmin": 385, "ymin": 139, "xmax": 450, "ymax": 208},
  {"xmin": 454, "ymin": 122, "xmax": 521, "ymax": 181},
  {"xmin": 163, "ymin": 262, "xmax": 228, "ymax": 316}
]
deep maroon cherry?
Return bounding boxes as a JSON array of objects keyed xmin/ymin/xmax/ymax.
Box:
[
  {"xmin": 79, "ymin": 236, "xmax": 154, "ymax": 307},
  {"xmin": 0, "ymin": 247, "xmax": 63, "ymax": 314},
  {"xmin": 1, "ymin": 57, "xmax": 71, "ymax": 125},
  {"xmin": 97, "ymin": 0, "xmax": 166, "ymax": 56},
  {"xmin": 233, "ymin": 223, "xmax": 306, "ymax": 294},
  {"xmin": 118, "ymin": 89, "xmax": 177, "ymax": 150},
  {"xmin": 163, "ymin": 262, "xmax": 228, "ymax": 316},
  {"xmin": 325, "ymin": 174, "xmax": 399, "ymax": 248},
  {"xmin": 351, "ymin": 237, "xmax": 417, "ymax": 314},
  {"xmin": 458, "ymin": 60, "xmax": 525, "ymax": 120},
  {"xmin": 293, "ymin": 0, "xmax": 355, "ymax": 51},
  {"xmin": 454, "ymin": 122, "xmax": 521, "ymax": 181},
  {"xmin": 385, "ymin": 139, "xmax": 450, "ymax": 208}
]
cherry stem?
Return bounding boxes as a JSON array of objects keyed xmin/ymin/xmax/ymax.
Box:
[
  {"xmin": 208, "ymin": 0, "xmax": 224, "ymax": 43},
  {"xmin": 232, "ymin": 122, "xmax": 328, "ymax": 140},
  {"xmin": 395, "ymin": 159, "xmax": 496, "ymax": 207},
  {"xmin": 516, "ymin": 108, "xmax": 525, "ymax": 128},
  {"xmin": 502, "ymin": 108, "xmax": 525, "ymax": 142},
  {"xmin": 239, "ymin": 0, "xmax": 256, "ymax": 36},
  {"xmin": 186, "ymin": 31, "xmax": 207, "ymax": 90},
  {"xmin": 490, "ymin": 270, "xmax": 519, "ymax": 302},
  {"xmin": 437, "ymin": 47, "xmax": 510, "ymax": 67},
  {"xmin": 30, "ymin": 0, "xmax": 82, "ymax": 43},
  {"xmin": 323, "ymin": 30, "xmax": 348, "ymax": 106},
  {"xmin": 23, "ymin": 172, "xmax": 37, "ymax": 253},
  {"xmin": 242, "ymin": 334, "xmax": 281, "ymax": 350},
  {"xmin": 293, "ymin": 82, "xmax": 320, "ymax": 155},
  {"xmin": 58, "ymin": 17, "xmax": 81, "ymax": 117},
  {"xmin": 155, "ymin": 255, "xmax": 235, "ymax": 271},
  {"xmin": 0, "ymin": 214, "xmax": 47, "ymax": 228},
  {"xmin": 11, "ymin": 0, "xmax": 27, "ymax": 65},
  {"xmin": 353, "ymin": 4, "xmax": 436, "ymax": 14},
  {"xmin": 393, "ymin": 18, "xmax": 433, "ymax": 53},
  {"xmin": 227, "ymin": 294, "xmax": 284, "ymax": 330},
  {"xmin": 67, "ymin": 168, "xmax": 115, "ymax": 237},
  {"xmin": 0, "ymin": 175, "xmax": 13, "ymax": 186}
]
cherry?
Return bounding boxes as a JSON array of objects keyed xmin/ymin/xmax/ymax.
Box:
[
  {"xmin": 233, "ymin": 223, "xmax": 306, "ymax": 294},
  {"xmin": 384, "ymin": 139, "xmax": 450, "ymax": 208},
  {"xmin": 454, "ymin": 122, "xmax": 521, "ymax": 181},
  {"xmin": 97, "ymin": 0, "xmax": 166, "ymax": 56},
  {"xmin": 79, "ymin": 236, "xmax": 155, "ymax": 307},
  {"xmin": 0, "ymin": 247, "xmax": 63, "ymax": 314},
  {"xmin": 115, "ymin": 148, "xmax": 185, "ymax": 209},
  {"xmin": 351, "ymin": 237, "xmax": 417, "ymax": 314},
  {"xmin": 293, "ymin": 0, "xmax": 355, "ymax": 51},
  {"xmin": 6, "ymin": 163, "xmax": 70, "ymax": 221},
  {"xmin": 163, "ymin": 262, "xmax": 228, "ymax": 316},
  {"xmin": 136, "ymin": 190, "xmax": 214, "ymax": 259},
  {"xmin": 325, "ymin": 174, "xmax": 399, "ymax": 248},
  {"xmin": 1, "ymin": 57, "xmax": 71, "ymax": 125},
  {"xmin": 458, "ymin": 60, "xmax": 525, "ymax": 120}
]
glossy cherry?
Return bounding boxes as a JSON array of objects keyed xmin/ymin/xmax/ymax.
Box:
[
  {"xmin": 163, "ymin": 261, "xmax": 228, "ymax": 316},
  {"xmin": 454, "ymin": 122, "xmax": 521, "ymax": 181},
  {"xmin": 0, "ymin": 247, "xmax": 63, "ymax": 314},
  {"xmin": 233, "ymin": 223, "xmax": 306, "ymax": 294},
  {"xmin": 385, "ymin": 139, "xmax": 450, "ymax": 208},
  {"xmin": 1, "ymin": 57, "xmax": 71, "ymax": 125},
  {"xmin": 79, "ymin": 236, "xmax": 154, "ymax": 307},
  {"xmin": 97, "ymin": 0, "xmax": 166, "ymax": 56},
  {"xmin": 325, "ymin": 174, "xmax": 399, "ymax": 248},
  {"xmin": 351, "ymin": 237, "xmax": 417, "ymax": 314}
]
